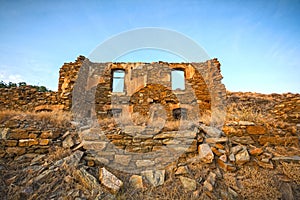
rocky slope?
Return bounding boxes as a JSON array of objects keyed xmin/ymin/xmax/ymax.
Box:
[{"xmin": 0, "ymin": 92, "xmax": 299, "ymax": 200}]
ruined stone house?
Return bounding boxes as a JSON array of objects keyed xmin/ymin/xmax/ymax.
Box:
[
  {"xmin": 0, "ymin": 55, "xmax": 226, "ymax": 125},
  {"xmin": 58, "ymin": 56, "xmax": 225, "ymax": 124}
]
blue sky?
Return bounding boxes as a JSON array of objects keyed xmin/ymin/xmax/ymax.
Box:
[{"xmin": 0, "ymin": 0, "xmax": 299, "ymax": 93}]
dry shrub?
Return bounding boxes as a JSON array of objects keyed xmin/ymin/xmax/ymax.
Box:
[
  {"xmin": 116, "ymin": 177, "xmax": 193, "ymax": 200},
  {"xmin": 226, "ymin": 103, "xmax": 274, "ymax": 125},
  {"xmin": 0, "ymin": 109, "xmax": 72, "ymax": 127},
  {"xmin": 236, "ymin": 166, "xmax": 281, "ymax": 199},
  {"xmin": 46, "ymin": 146, "xmax": 72, "ymax": 164},
  {"xmin": 281, "ymin": 162, "xmax": 300, "ymax": 184},
  {"xmin": 0, "ymin": 110, "xmax": 23, "ymax": 123},
  {"xmin": 34, "ymin": 110, "xmax": 72, "ymax": 126}
]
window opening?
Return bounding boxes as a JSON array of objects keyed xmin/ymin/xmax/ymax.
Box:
[
  {"xmin": 112, "ymin": 70, "xmax": 125, "ymax": 92},
  {"xmin": 171, "ymin": 69, "xmax": 185, "ymax": 90}
]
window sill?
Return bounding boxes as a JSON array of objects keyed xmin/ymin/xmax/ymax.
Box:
[{"xmin": 111, "ymin": 92, "xmax": 126, "ymax": 96}]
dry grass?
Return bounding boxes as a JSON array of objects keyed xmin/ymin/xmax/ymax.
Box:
[
  {"xmin": 116, "ymin": 177, "xmax": 194, "ymax": 200},
  {"xmin": 281, "ymin": 162, "xmax": 300, "ymax": 184},
  {"xmin": 226, "ymin": 102, "xmax": 278, "ymax": 127},
  {"xmin": 0, "ymin": 109, "xmax": 72, "ymax": 127},
  {"xmin": 226, "ymin": 166, "xmax": 281, "ymax": 200}
]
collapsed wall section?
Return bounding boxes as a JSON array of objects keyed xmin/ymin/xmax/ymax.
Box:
[{"xmin": 0, "ymin": 86, "xmax": 59, "ymax": 112}]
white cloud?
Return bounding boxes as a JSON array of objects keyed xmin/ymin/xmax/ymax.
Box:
[{"xmin": 0, "ymin": 71, "xmax": 24, "ymax": 83}]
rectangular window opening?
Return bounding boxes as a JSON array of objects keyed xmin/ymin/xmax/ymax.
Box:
[
  {"xmin": 171, "ymin": 69, "xmax": 185, "ymax": 90},
  {"xmin": 112, "ymin": 69, "xmax": 125, "ymax": 92}
]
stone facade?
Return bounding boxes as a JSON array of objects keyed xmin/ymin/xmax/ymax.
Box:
[{"xmin": 1, "ymin": 56, "xmax": 226, "ymax": 123}]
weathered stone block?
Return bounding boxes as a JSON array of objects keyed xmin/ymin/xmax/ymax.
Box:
[
  {"xmin": 136, "ymin": 160, "xmax": 155, "ymax": 168},
  {"xmin": 129, "ymin": 175, "xmax": 144, "ymax": 189},
  {"xmin": 39, "ymin": 139, "xmax": 50, "ymax": 146},
  {"xmin": 6, "ymin": 147, "xmax": 25, "ymax": 155},
  {"xmin": 40, "ymin": 131, "xmax": 53, "ymax": 139},
  {"xmin": 99, "ymin": 167, "xmax": 123, "ymax": 194},
  {"xmin": 114, "ymin": 155, "xmax": 131, "ymax": 166},
  {"xmin": 5, "ymin": 140, "xmax": 18, "ymax": 147},
  {"xmin": 258, "ymin": 136, "xmax": 299, "ymax": 146},
  {"xmin": 19, "ymin": 139, "xmax": 38, "ymax": 147},
  {"xmin": 198, "ymin": 144, "xmax": 214, "ymax": 163},
  {"xmin": 235, "ymin": 148, "xmax": 250, "ymax": 165},
  {"xmin": 179, "ymin": 176, "xmax": 197, "ymax": 191},
  {"xmin": 8, "ymin": 130, "xmax": 29, "ymax": 139},
  {"xmin": 141, "ymin": 170, "xmax": 165, "ymax": 187},
  {"xmin": 246, "ymin": 125, "xmax": 266, "ymax": 135}
]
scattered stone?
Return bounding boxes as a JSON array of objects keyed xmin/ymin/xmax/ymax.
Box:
[
  {"xmin": 179, "ymin": 176, "xmax": 197, "ymax": 191},
  {"xmin": 228, "ymin": 187, "xmax": 238, "ymax": 198},
  {"xmin": 136, "ymin": 160, "xmax": 155, "ymax": 168},
  {"xmin": 203, "ymin": 181, "xmax": 213, "ymax": 191},
  {"xmin": 175, "ymin": 166, "xmax": 189, "ymax": 175},
  {"xmin": 75, "ymin": 167, "xmax": 103, "ymax": 195},
  {"xmin": 259, "ymin": 136, "xmax": 299, "ymax": 146},
  {"xmin": 0, "ymin": 128, "xmax": 9, "ymax": 139},
  {"xmin": 6, "ymin": 147, "xmax": 26, "ymax": 155},
  {"xmin": 79, "ymin": 129, "xmax": 101, "ymax": 141},
  {"xmin": 238, "ymin": 121, "xmax": 255, "ymax": 126},
  {"xmin": 19, "ymin": 139, "xmax": 38, "ymax": 147},
  {"xmin": 205, "ymin": 137, "xmax": 227, "ymax": 144},
  {"xmin": 231, "ymin": 136, "xmax": 254, "ymax": 144},
  {"xmin": 82, "ymin": 141, "xmax": 107, "ymax": 151},
  {"xmin": 199, "ymin": 125, "xmax": 222, "ymax": 138},
  {"xmin": 62, "ymin": 135, "xmax": 74, "ymax": 148},
  {"xmin": 198, "ymin": 144, "xmax": 214, "ymax": 163},
  {"xmin": 231, "ymin": 145, "xmax": 243, "ymax": 154},
  {"xmin": 124, "ymin": 126, "xmax": 145, "ymax": 135},
  {"xmin": 99, "ymin": 167, "xmax": 123, "ymax": 194},
  {"xmin": 87, "ymin": 160, "xmax": 95, "ymax": 167},
  {"xmin": 115, "ymin": 155, "xmax": 131, "ymax": 166},
  {"xmin": 52, "ymin": 151, "xmax": 83, "ymax": 168},
  {"xmin": 249, "ymin": 147, "xmax": 263, "ymax": 156},
  {"xmin": 272, "ymin": 155, "xmax": 300, "ymax": 161},
  {"xmin": 40, "ymin": 131, "xmax": 53, "ymax": 139},
  {"xmin": 202, "ymin": 172, "xmax": 217, "ymax": 192},
  {"xmin": 246, "ymin": 125, "xmax": 266, "ymax": 135},
  {"xmin": 211, "ymin": 147, "xmax": 222, "ymax": 156},
  {"xmin": 129, "ymin": 175, "xmax": 144, "ymax": 189},
  {"xmin": 141, "ymin": 170, "xmax": 165, "ymax": 187},
  {"xmin": 219, "ymin": 154, "xmax": 227, "ymax": 162},
  {"xmin": 192, "ymin": 190, "xmax": 201, "ymax": 199},
  {"xmin": 235, "ymin": 148, "xmax": 250, "ymax": 165},
  {"xmin": 256, "ymin": 160, "xmax": 274, "ymax": 169},
  {"xmin": 215, "ymin": 143, "xmax": 225, "ymax": 149},
  {"xmin": 229, "ymin": 153, "xmax": 235, "ymax": 162},
  {"xmin": 206, "ymin": 172, "xmax": 216, "ymax": 186},
  {"xmin": 226, "ymin": 121, "xmax": 238, "ymax": 126},
  {"xmin": 39, "ymin": 139, "xmax": 49, "ymax": 146},
  {"xmin": 261, "ymin": 152, "xmax": 273, "ymax": 163},
  {"xmin": 5, "ymin": 140, "xmax": 17, "ymax": 147}
]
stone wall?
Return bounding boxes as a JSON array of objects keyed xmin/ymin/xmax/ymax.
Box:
[
  {"xmin": 70, "ymin": 58, "xmax": 225, "ymax": 128},
  {"xmin": 0, "ymin": 115, "xmax": 74, "ymax": 158},
  {"xmin": 0, "ymin": 86, "xmax": 60, "ymax": 112},
  {"xmin": 58, "ymin": 55, "xmax": 85, "ymax": 109},
  {"xmin": 0, "ymin": 56, "xmax": 226, "ymax": 124}
]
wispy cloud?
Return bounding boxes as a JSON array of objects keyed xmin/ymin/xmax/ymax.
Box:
[{"xmin": 0, "ymin": 70, "xmax": 24, "ymax": 83}]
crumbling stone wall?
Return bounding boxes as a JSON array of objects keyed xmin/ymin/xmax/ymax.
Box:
[
  {"xmin": 58, "ymin": 55, "xmax": 85, "ymax": 109},
  {"xmin": 0, "ymin": 86, "xmax": 60, "ymax": 112},
  {"xmin": 0, "ymin": 117, "xmax": 74, "ymax": 158},
  {"xmin": 92, "ymin": 61, "xmax": 213, "ymax": 121},
  {"xmin": 0, "ymin": 56, "xmax": 224, "ymax": 121}
]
